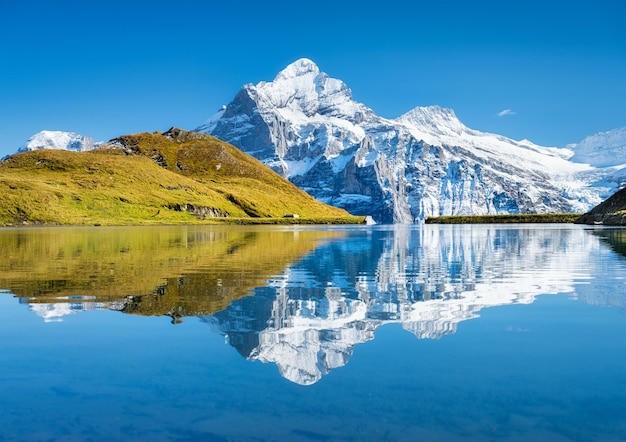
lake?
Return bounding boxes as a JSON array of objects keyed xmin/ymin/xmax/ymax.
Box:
[{"xmin": 1, "ymin": 224, "xmax": 625, "ymax": 441}]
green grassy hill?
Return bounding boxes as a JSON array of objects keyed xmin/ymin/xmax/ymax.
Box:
[{"xmin": 0, "ymin": 128, "xmax": 363, "ymax": 226}]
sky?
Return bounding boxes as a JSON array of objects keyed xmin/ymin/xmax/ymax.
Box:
[{"xmin": 1, "ymin": 0, "xmax": 625, "ymax": 158}]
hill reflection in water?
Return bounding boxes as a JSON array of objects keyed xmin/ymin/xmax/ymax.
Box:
[
  {"xmin": 0, "ymin": 225, "xmax": 345, "ymax": 321},
  {"xmin": 2, "ymin": 224, "xmax": 625, "ymax": 385}
]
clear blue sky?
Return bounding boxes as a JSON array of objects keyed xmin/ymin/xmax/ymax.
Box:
[{"xmin": 1, "ymin": 0, "xmax": 625, "ymax": 158}]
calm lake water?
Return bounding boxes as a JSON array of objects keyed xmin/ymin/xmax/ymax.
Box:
[{"xmin": 1, "ymin": 224, "xmax": 625, "ymax": 441}]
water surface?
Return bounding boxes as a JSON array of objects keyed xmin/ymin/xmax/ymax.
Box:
[{"xmin": 1, "ymin": 224, "xmax": 625, "ymax": 441}]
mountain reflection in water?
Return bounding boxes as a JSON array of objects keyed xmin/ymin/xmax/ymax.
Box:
[
  {"xmin": 0, "ymin": 226, "xmax": 345, "ymax": 321},
  {"xmin": 2, "ymin": 224, "xmax": 625, "ymax": 385}
]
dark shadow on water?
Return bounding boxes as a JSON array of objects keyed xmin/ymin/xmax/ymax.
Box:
[{"xmin": 593, "ymin": 228, "xmax": 626, "ymax": 259}]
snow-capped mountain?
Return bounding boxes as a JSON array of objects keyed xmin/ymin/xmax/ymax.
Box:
[
  {"xmin": 569, "ymin": 126, "xmax": 626, "ymax": 168},
  {"xmin": 17, "ymin": 130, "xmax": 101, "ymax": 154},
  {"xmin": 567, "ymin": 127, "xmax": 626, "ymax": 191},
  {"xmin": 198, "ymin": 58, "xmax": 624, "ymax": 223}
]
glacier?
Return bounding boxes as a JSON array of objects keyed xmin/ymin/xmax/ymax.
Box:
[
  {"xmin": 569, "ymin": 126, "xmax": 626, "ymax": 168},
  {"xmin": 198, "ymin": 58, "xmax": 626, "ymax": 223}
]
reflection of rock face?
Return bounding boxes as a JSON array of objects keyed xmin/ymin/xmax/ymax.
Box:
[
  {"xmin": 253, "ymin": 288, "xmax": 374, "ymax": 385},
  {"xmin": 209, "ymin": 226, "xmax": 607, "ymax": 385},
  {"xmin": 573, "ymin": 230, "xmax": 626, "ymax": 310},
  {"xmin": 10, "ymin": 225, "xmax": 625, "ymax": 385},
  {"xmin": 599, "ymin": 229, "xmax": 626, "ymax": 259}
]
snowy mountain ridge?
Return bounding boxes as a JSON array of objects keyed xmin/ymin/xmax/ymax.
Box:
[
  {"xmin": 198, "ymin": 58, "xmax": 625, "ymax": 223},
  {"xmin": 17, "ymin": 130, "xmax": 101, "ymax": 153},
  {"xmin": 569, "ymin": 126, "xmax": 626, "ymax": 168},
  {"xmin": 6, "ymin": 59, "xmax": 625, "ymax": 223}
]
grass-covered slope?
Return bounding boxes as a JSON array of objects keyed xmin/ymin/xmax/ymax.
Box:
[
  {"xmin": 425, "ymin": 213, "xmax": 582, "ymax": 224},
  {"xmin": 575, "ymin": 187, "xmax": 626, "ymax": 226},
  {"xmin": 0, "ymin": 128, "xmax": 362, "ymax": 226}
]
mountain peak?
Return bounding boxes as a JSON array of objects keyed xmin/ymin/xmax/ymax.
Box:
[
  {"xmin": 396, "ymin": 105, "xmax": 468, "ymax": 136},
  {"xmin": 570, "ymin": 125, "xmax": 626, "ymax": 167},
  {"xmin": 274, "ymin": 58, "xmax": 320, "ymax": 81},
  {"xmin": 252, "ymin": 59, "xmax": 358, "ymax": 119},
  {"xmin": 17, "ymin": 130, "xmax": 100, "ymax": 154},
  {"xmin": 198, "ymin": 60, "xmax": 616, "ymax": 222}
]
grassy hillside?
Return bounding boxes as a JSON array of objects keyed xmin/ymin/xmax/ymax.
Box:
[{"xmin": 0, "ymin": 128, "xmax": 363, "ymax": 226}]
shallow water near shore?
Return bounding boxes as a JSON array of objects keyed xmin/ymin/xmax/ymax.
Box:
[{"xmin": 1, "ymin": 224, "xmax": 625, "ymax": 441}]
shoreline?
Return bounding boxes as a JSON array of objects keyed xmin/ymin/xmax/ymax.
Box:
[
  {"xmin": 425, "ymin": 213, "xmax": 583, "ymax": 224},
  {"xmin": 0, "ymin": 215, "xmax": 368, "ymax": 228}
]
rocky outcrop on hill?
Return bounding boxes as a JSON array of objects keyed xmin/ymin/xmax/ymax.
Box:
[{"xmin": 576, "ymin": 187, "xmax": 626, "ymax": 225}]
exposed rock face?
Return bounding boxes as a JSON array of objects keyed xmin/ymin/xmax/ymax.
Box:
[
  {"xmin": 166, "ymin": 203, "xmax": 229, "ymax": 219},
  {"xmin": 162, "ymin": 126, "xmax": 214, "ymax": 143},
  {"xmin": 197, "ymin": 58, "xmax": 622, "ymax": 223},
  {"xmin": 576, "ymin": 187, "xmax": 626, "ymax": 225}
]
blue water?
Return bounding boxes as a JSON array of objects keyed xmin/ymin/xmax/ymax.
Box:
[{"xmin": 1, "ymin": 224, "xmax": 625, "ymax": 441}]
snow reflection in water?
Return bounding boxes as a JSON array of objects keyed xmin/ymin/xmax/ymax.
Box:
[
  {"xmin": 5, "ymin": 224, "xmax": 623, "ymax": 385},
  {"xmin": 206, "ymin": 225, "xmax": 622, "ymax": 385},
  {"xmin": 2, "ymin": 224, "xmax": 626, "ymax": 441}
]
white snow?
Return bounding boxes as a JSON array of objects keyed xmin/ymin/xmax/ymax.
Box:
[
  {"xmin": 569, "ymin": 126, "xmax": 626, "ymax": 168},
  {"xmin": 233, "ymin": 224, "xmax": 605, "ymax": 384},
  {"xmin": 18, "ymin": 130, "xmax": 101, "ymax": 153},
  {"xmin": 395, "ymin": 105, "xmax": 591, "ymax": 176},
  {"xmin": 284, "ymin": 156, "xmax": 322, "ymax": 177},
  {"xmin": 196, "ymin": 106, "xmax": 226, "ymax": 133},
  {"xmin": 332, "ymin": 194, "xmax": 373, "ymax": 205},
  {"xmin": 198, "ymin": 58, "xmax": 625, "ymax": 221}
]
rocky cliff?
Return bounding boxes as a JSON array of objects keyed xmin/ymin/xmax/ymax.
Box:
[
  {"xmin": 576, "ymin": 186, "xmax": 626, "ymax": 225},
  {"xmin": 198, "ymin": 58, "xmax": 624, "ymax": 223}
]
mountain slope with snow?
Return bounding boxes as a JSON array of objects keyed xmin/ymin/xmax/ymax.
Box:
[
  {"xmin": 569, "ymin": 126, "xmax": 626, "ymax": 168},
  {"xmin": 198, "ymin": 58, "xmax": 622, "ymax": 223},
  {"xmin": 17, "ymin": 130, "xmax": 101, "ymax": 153}
]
